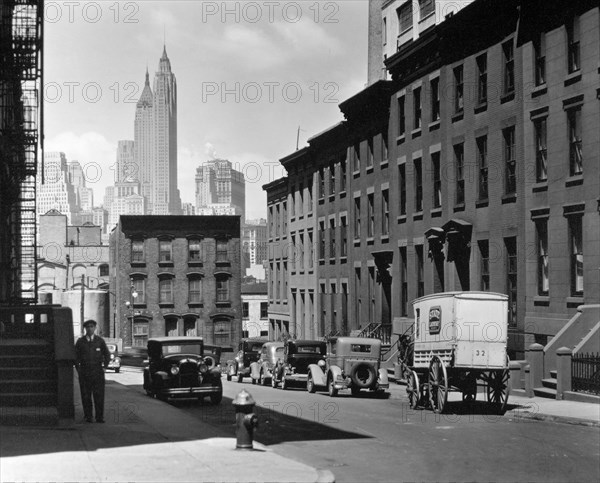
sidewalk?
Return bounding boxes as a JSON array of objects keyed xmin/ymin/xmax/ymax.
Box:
[
  {"xmin": 387, "ymin": 381, "xmax": 600, "ymax": 427},
  {"xmin": 0, "ymin": 375, "xmax": 335, "ymax": 483}
]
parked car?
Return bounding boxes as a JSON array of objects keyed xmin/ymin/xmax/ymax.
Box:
[
  {"xmin": 272, "ymin": 340, "xmax": 327, "ymax": 390},
  {"xmin": 249, "ymin": 341, "xmax": 284, "ymax": 385},
  {"xmin": 226, "ymin": 338, "xmax": 264, "ymax": 383},
  {"xmin": 307, "ymin": 337, "xmax": 389, "ymax": 397},
  {"xmin": 143, "ymin": 337, "xmax": 223, "ymax": 404},
  {"xmin": 106, "ymin": 343, "xmax": 121, "ymax": 373}
]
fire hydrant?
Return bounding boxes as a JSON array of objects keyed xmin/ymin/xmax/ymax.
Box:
[{"xmin": 232, "ymin": 389, "xmax": 258, "ymax": 449}]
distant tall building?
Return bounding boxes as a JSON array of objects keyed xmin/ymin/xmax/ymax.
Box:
[
  {"xmin": 116, "ymin": 140, "xmax": 136, "ymax": 183},
  {"xmin": 36, "ymin": 152, "xmax": 78, "ymax": 223},
  {"xmin": 182, "ymin": 202, "xmax": 195, "ymax": 215},
  {"xmin": 195, "ymin": 159, "xmax": 245, "ymax": 218},
  {"xmin": 68, "ymin": 160, "xmax": 94, "ymax": 212},
  {"xmin": 134, "ymin": 69, "xmax": 154, "ymax": 210}
]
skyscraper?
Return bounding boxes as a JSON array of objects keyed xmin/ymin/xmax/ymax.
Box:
[
  {"xmin": 134, "ymin": 69, "xmax": 154, "ymax": 211},
  {"xmin": 195, "ymin": 159, "xmax": 245, "ymax": 219}
]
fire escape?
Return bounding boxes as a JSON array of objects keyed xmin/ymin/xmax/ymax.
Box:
[{"xmin": 0, "ymin": 0, "xmax": 42, "ymax": 305}]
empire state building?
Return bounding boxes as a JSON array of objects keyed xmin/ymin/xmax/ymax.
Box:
[{"xmin": 134, "ymin": 45, "xmax": 182, "ymax": 215}]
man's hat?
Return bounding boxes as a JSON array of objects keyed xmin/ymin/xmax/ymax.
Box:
[{"xmin": 83, "ymin": 319, "xmax": 97, "ymax": 328}]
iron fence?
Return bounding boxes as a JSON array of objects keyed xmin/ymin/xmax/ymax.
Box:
[{"xmin": 572, "ymin": 352, "xmax": 600, "ymax": 395}]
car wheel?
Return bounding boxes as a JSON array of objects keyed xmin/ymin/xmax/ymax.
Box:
[
  {"xmin": 115, "ymin": 368, "xmax": 120, "ymax": 373},
  {"xmin": 307, "ymin": 373, "xmax": 316, "ymax": 393},
  {"xmin": 210, "ymin": 387, "xmax": 223, "ymax": 405},
  {"xmin": 350, "ymin": 363, "xmax": 377, "ymax": 389},
  {"xmin": 328, "ymin": 375, "xmax": 338, "ymax": 397}
]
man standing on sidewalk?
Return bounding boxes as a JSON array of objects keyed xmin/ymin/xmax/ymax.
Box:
[{"xmin": 75, "ymin": 319, "xmax": 110, "ymax": 423}]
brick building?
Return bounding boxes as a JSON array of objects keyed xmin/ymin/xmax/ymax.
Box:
[
  {"xmin": 110, "ymin": 215, "xmax": 242, "ymax": 350},
  {"xmin": 264, "ymin": 0, "xmax": 599, "ymax": 358}
]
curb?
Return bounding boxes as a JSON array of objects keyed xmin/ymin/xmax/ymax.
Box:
[{"xmin": 507, "ymin": 410, "xmax": 600, "ymax": 428}]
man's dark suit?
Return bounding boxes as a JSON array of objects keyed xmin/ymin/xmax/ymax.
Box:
[{"xmin": 75, "ymin": 335, "xmax": 110, "ymax": 422}]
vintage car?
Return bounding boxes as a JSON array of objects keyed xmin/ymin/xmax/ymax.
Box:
[
  {"xmin": 143, "ymin": 337, "xmax": 223, "ymax": 404},
  {"xmin": 249, "ymin": 341, "xmax": 284, "ymax": 385},
  {"xmin": 307, "ymin": 337, "xmax": 389, "ymax": 397},
  {"xmin": 272, "ymin": 340, "xmax": 327, "ymax": 390},
  {"xmin": 106, "ymin": 343, "xmax": 121, "ymax": 373},
  {"xmin": 226, "ymin": 338, "xmax": 264, "ymax": 383}
]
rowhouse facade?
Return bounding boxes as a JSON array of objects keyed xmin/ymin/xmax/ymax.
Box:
[{"xmin": 110, "ymin": 215, "xmax": 241, "ymax": 350}]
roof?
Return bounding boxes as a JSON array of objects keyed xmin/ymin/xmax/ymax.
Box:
[{"xmin": 118, "ymin": 216, "xmax": 240, "ymax": 237}]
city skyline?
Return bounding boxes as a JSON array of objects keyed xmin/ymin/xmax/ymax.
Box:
[{"xmin": 44, "ymin": 1, "xmax": 369, "ymax": 219}]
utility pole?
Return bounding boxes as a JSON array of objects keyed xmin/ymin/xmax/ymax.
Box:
[{"xmin": 80, "ymin": 274, "xmax": 85, "ymax": 334}]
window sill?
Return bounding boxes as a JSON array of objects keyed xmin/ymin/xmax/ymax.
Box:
[
  {"xmin": 531, "ymin": 84, "xmax": 547, "ymax": 98},
  {"xmin": 397, "ymin": 215, "xmax": 407, "ymax": 224},
  {"xmin": 413, "ymin": 211, "xmax": 423, "ymax": 221},
  {"xmin": 473, "ymin": 199, "xmax": 488, "ymax": 209},
  {"xmin": 133, "ymin": 303, "xmax": 146, "ymax": 309},
  {"xmin": 339, "ymin": 256, "xmax": 347, "ymax": 264},
  {"xmin": 533, "ymin": 296, "xmax": 550, "ymax": 306},
  {"xmin": 158, "ymin": 261, "xmax": 174, "ymax": 267},
  {"xmin": 565, "ymin": 175, "xmax": 584, "ymax": 188},
  {"xmin": 339, "ymin": 191, "xmax": 347, "ymax": 199},
  {"xmin": 452, "ymin": 112, "xmax": 464, "ymax": 123},
  {"xmin": 353, "ymin": 170, "xmax": 360, "ymax": 179},
  {"xmin": 329, "ymin": 258, "xmax": 336, "ymax": 264},
  {"xmin": 298, "ymin": 214, "xmax": 304, "ymax": 220},
  {"xmin": 290, "ymin": 216, "xmax": 296, "ymax": 223},
  {"xmin": 319, "ymin": 259, "xmax": 325, "ymax": 265},
  {"xmin": 566, "ymin": 296, "xmax": 583, "ymax": 308},
  {"xmin": 380, "ymin": 159, "xmax": 389, "ymax": 169},
  {"xmin": 318, "ymin": 197, "xmax": 325, "ymax": 205},
  {"xmin": 380, "ymin": 235, "xmax": 390, "ymax": 243},
  {"xmin": 428, "ymin": 120, "xmax": 440, "ymax": 132},
  {"xmin": 431, "ymin": 207, "xmax": 442, "ymax": 217},
  {"xmin": 366, "ymin": 165, "xmax": 374, "ymax": 174},
  {"xmin": 215, "ymin": 260, "xmax": 231, "ymax": 267},
  {"xmin": 396, "ymin": 135, "xmax": 406, "ymax": 145},
  {"xmin": 564, "ymin": 71, "xmax": 581, "ymax": 87},
  {"xmin": 501, "ymin": 91, "xmax": 515, "ymax": 104},
  {"xmin": 366, "ymin": 237, "xmax": 375, "ymax": 245},
  {"xmin": 353, "ymin": 239, "xmax": 361, "ymax": 247},
  {"xmin": 307, "ymin": 211, "xmax": 313, "ymax": 218},
  {"xmin": 188, "ymin": 302, "xmax": 204, "ymax": 308},
  {"xmin": 328, "ymin": 194, "xmax": 335, "ymax": 203},
  {"xmin": 130, "ymin": 262, "xmax": 146, "ymax": 267},
  {"xmin": 158, "ymin": 302, "xmax": 174, "ymax": 309},
  {"xmin": 474, "ymin": 102, "xmax": 488, "ymax": 114},
  {"xmin": 453, "ymin": 204, "xmax": 465, "ymax": 213},
  {"xmin": 501, "ymin": 193, "xmax": 517, "ymax": 204},
  {"xmin": 188, "ymin": 261, "xmax": 203, "ymax": 267},
  {"xmin": 215, "ymin": 301, "xmax": 231, "ymax": 308},
  {"xmin": 532, "ymin": 182, "xmax": 548, "ymax": 193},
  {"xmin": 411, "ymin": 128, "xmax": 422, "ymax": 139}
]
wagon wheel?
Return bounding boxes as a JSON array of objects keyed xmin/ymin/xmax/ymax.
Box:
[
  {"xmin": 428, "ymin": 355, "xmax": 448, "ymax": 414},
  {"xmin": 486, "ymin": 369, "xmax": 510, "ymax": 414},
  {"xmin": 406, "ymin": 370, "xmax": 421, "ymax": 409},
  {"xmin": 461, "ymin": 373, "xmax": 478, "ymax": 403}
]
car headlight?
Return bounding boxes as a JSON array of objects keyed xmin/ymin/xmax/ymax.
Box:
[
  {"xmin": 110, "ymin": 354, "xmax": 115, "ymax": 360},
  {"xmin": 114, "ymin": 357, "xmax": 121, "ymax": 364},
  {"xmin": 170, "ymin": 365, "xmax": 179, "ymax": 375},
  {"xmin": 198, "ymin": 363, "xmax": 208, "ymax": 374},
  {"xmin": 318, "ymin": 360, "xmax": 326, "ymax": 368}
]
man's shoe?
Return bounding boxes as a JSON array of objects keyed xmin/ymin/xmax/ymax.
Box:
[{"xmin": 96, "ymin": 419, "xmax": 105, "ymax": 423}]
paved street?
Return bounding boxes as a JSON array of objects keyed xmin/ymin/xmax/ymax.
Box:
[{"xmin": 111, "ymin": 368, "xmax": 600, "ymax": 483}]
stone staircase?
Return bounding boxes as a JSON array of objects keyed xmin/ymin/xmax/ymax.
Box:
[
  {"xmin": 534, "ymin": 369, "xmax": 558, "ymax": 399},
  {"xmin": 0, "ymin": 338, "xmax": 59, "ymax": 425}
]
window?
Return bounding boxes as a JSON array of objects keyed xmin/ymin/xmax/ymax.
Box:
[
  {"xmin": 382, "ymin": 189, "xmax": 389, "ymax": 236},
  {"xmin": 299, "ymin": 232, "xmax": 305, "ymax": 269},
  {"xmin": 454, "ymin": 65, "xmax": 464, "ymax": 113},
  {"xmin": 340, "ymin": 217, "xmax": 347, "ymax": 257},
  {"xmin": 290, "ymin": 234, "xmax": 296, "ymax": 270},
  {"xmin": 503, "ymin": 126, "xmax": 516, "ymax": 195},
  {"xmin": 319, "ymin": 167, "xmax": 325, "ymax": 198},
  {"xmin": 340, "ymin": 156, "xmax": 347, "ymax": 192},
  {"xmin": 432, "ymin": 153, "xmax": 441, "ymax": 208},
  {"xmin": 214, "ymin": 318, "xmax": 231, "ymax": 347},
  {"xmin": 367, "ymin": 138, "xmax": 374, "ymax": 168},
  {"xmin": 478, "ymin": 240, "xmax": 490, "ymax": 291},
  {"xmin": 413, "ymin": 87, "xmax": 422, "ymax": 130},
  {"xmin": 416, "ymin": 245, "xmax": 424, "ymax": 298},
  {"xmin": 159, "ymin": 278, "xmax": 173, "ymax": 304},
  {"xmin": 98, "ymin": 264, "xmax": 109, "ymax": 277},
  {"xmin": 368, "ymin": 267, "xmax": 375, "ymax": 323},
  {"xmin": 536, "ymin": 220, "xmax": 549, "ymax": 295},
  {"xmin": 329, "ymin": 162, "xmax": 336, "ymax": 195},
  {"xmin": 400, "ymin": 247, "xmax": 408, "ymax": 316},
  {"xmin": 268, "ymin": 206, "xmax": 274, "ymax": 238},
  {"xmin": 567, "ymin": 17, "xmax": 580, "ymax": 73},
  {"xmin": 367, "ymin": 193, "xmax": 374, "ymax": 238},
  {"xmin": 260, "ymin": 302, "xmax": 268, "ymax": 319},
  {"xmin": 399, "ymin": 165, "xmax": 406, "ymax": 216},
  {"xmin": 381, "ymin": 133, "xmax": 388, "ymax": 162},
  {"xmin": 189, "ymin": 278, "xmax": 202, "ymax": 303},
  {"xmin": 159, "ymin": 240, "xmax": 172, "ymax": 262},
  {"xmin": 216, "ymin": 239, "xmax": 228, "ymax": 261},
  {"xmin": 354, "ymin": 268, "xmax": 361, "ymax": 325},
  {"xmin": 354, "ymin": 197, "xmax": 361, "ymax": 239},
  {"xmin": 133, "ymin": 321, "xmax": 148, "ymax": 347},
  {"xmin": 414, "ymin": 158, "xmax": 423, "ymax": 212},
  {"xmin": 534, "ymin": 118, "xmax": 548, "ymax": 182},
  {"xmin": 419, "ymin": 0, "xmax": 434, "ymax": 19},
  {"xmin": 282, "ymin": 201, "xmax": 287, "ymax": 234},
  {"xmin": 308, "ymin": 230, "xmax": 314, "ymax": 269},
  {"xmin": 505, "ymin": 237, "xmax": 517, "ymax": 326},
  {"xmin": 131, "ymin": 240, "xmax": 144, "ymax": 262},
  {"xmin": 297, "ymin": 183, "xmax": 303, "ymax": 216},
  {"xmin": 383, "ymin": 17, "xmax": 387, "ymax": 45},
  {"xmin": 319, "ymin": 221, "xmax": 326, "ymax": 260},
  {"xmin": 132, "ymin": 278, "xmax": 145, "ymax": 304},
  {"xmin": 353, "ymin": 143, "xmax": 361, "ymax": 172},
  {"xmin": 430, "ymin": 77, "xmax": 440, "ymax": 122},
  {"xmin": 569, "ymin": 216, "xmax": 583, "ymax": 296},
  {"xmin": 184, "ymin": 318, "xmax": 197, "ymax": 337},
  {"xmin": 503, "ymin": 40, "xmax": 515, "ymax": 95},
  {"xmin": 242, "ymin": 302, "xmax": 249, "ymax": 318},
  {"xmin": 398, "ymin": 96, "xmax": 406, "ymax": 136},
  {"xmin": 398, "ymin": 2, "xmax": 413, "ymax": 32},
  {"xmin": 477, "ymin": 136, "xmax": 488, "ymax": 200},
  {"xmin": 329, "ymin": 219, "xmax": 336, "ymax": 259},
  {"xmin": 188, "ymin": 238, "xmax": 201, "ymax": 261},
  {"xmin": 454, "ymin": 143, "xmax": 465, "ymax": 205},
  {"xmin": 275, "ymin": 204, "xmax": 280, "ymax": 237},
  {"xmin": 307, "ymin": 182, "xmax": 313, "ymax": 210},
  {"xmin": 476, "ymin": 54, "xmax": 487, "ymax": 104},
  {"xmin": 216, "ymin": 275, "xmax": 230, "ymax": 302},
  {"xmin": 567, "ymin": 107, "xmax": 583, "ymax": 175},
  {"xmin": 534, "ymin": 34, "xmax": 546, "ymax": 85}
]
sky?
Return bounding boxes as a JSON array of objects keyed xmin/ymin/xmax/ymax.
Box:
[{"xmin": 44, "ymin": 0, "xmax": 369, "ymax": 220}]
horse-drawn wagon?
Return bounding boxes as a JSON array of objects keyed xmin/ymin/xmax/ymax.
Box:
[{"xmin": 398, "ymin": 292, "xmax": 510, "ymax": 413}]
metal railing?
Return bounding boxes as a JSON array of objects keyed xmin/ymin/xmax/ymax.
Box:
[
  {"xmin": 356, "ymin": 323, "xmax": 392, "ymax": 345},
  {"xmin": 572, "ymin": 352, "xmax": 600, "ymax": 395}
]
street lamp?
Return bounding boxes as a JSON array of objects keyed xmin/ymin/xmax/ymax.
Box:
[{"xmin": 125, "ymin": 284, "xmax": 138, "ymax": 347}]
